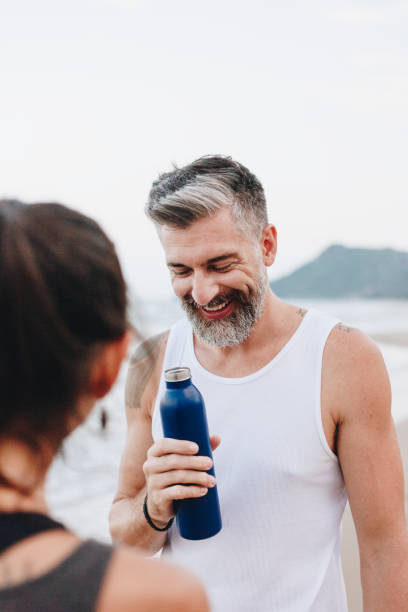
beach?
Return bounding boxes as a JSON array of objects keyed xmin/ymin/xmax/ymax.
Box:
[{"xmin": 45, "ymin": 298, "xmax": 408, "ymax": 612}]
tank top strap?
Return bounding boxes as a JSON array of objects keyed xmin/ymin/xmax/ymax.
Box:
[
  {"xmin": 0, "ymin": 539, "xmax": 114, "ymax": 611},
  {"xmin": 0, "ymin": 512, "xmax": 66, "ymax": 554},
  {"xmin": 163, "ymin": 318, "xmax": 190, "ymax": 370},
  {"xmin": 299, "ymin": 308, "xmax": 340, "ymax": 363},
  {"xmin": 152, "ymin": 319, "xmax": 191, "ymax": 440}
]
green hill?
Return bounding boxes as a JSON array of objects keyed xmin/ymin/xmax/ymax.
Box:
[{"xmin": 270, "ymin": 245, "xmax": 408, "ymax": 298}]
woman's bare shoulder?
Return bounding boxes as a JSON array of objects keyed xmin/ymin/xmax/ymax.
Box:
[{"xmin": 97, "ymin": 546, "xmax": 209, "ymax": 612}]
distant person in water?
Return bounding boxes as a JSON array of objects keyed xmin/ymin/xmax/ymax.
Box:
[
  {"xmin": 110, "ymin": 156, "xmax": 408, "ymax": 611},
  {"xmin": 0, "ymin": 199, "xmax": 208, "ymax": 612}
]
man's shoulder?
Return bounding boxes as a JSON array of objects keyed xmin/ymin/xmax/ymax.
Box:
[
  {"xmin": 128, "ymin": 316, "xmax": 191, "ymax": 365},
  {"xmin": 325, "ymin": 321, "xmax": 383, "ymax": 365},
  {"xmin": 323, "ymin": 321, "xmax": 390, "ymax": 422},
  {"xmin": 125, "ymin": 330, "xmax": 170, "ymax": 416},
  {"xmin": 129, "ymin": 330, "xmax": 170, "ymax": 367}
]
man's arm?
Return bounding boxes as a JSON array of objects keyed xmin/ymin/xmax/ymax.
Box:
[
  {"xmin": 109, "ymin": 332, "xmax": 169, "ymax": 554},
  {"xmin": 324, "ymin": 324, "xmax": 408, "ymax": 611},
  {"xmin": 109, "ymin": 332, "xmax": 218, "ymax": 555}
]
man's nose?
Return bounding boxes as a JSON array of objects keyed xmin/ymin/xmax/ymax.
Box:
[{"xmin": 191, "ymin": 271, "xmax": 219, "ymax": 306}]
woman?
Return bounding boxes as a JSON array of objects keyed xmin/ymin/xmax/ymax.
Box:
[{"xmin": 0, "ymin": 199, "xmax": 208, "ymax": 611}]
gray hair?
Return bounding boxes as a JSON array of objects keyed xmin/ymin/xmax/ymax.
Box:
[{"xmin": 145, "ymin": 155, "xmax": 268, "ymax": 239}]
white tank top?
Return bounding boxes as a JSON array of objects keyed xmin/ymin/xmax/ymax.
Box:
[{"xmin": 152, "ymin": 309, "xmax": 348, "ymax": 612}]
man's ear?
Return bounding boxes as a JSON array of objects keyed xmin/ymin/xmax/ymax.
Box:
[
  {"xmin": 90, "ymin": 330, "xmax": 132, "ymax": 399},
  {"xmin": 260, "ymin": 225, "xmax": 277, "ymax": 266}
]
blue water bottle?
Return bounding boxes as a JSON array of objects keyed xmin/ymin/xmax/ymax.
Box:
[{"xmin": 160, "ymin": 366, "xmax": 222, "ymax": 540}]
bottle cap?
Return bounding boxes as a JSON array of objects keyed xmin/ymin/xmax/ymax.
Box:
[{"xmin": 164, "ymin": 367, "xmax": 191, "ymax": 382}]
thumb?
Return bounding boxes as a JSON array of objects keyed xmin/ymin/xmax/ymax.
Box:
[{"xmin": 210, "ymin": 434, "xmax": 221, "ymax": 451}]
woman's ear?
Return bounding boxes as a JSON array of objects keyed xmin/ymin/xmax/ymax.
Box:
[{"xmin": 90, "ymin": 330, "xmax": 132, "ymax": 399}]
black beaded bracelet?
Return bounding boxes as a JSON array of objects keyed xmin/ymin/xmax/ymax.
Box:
[{"xmin": 143, "ymin": 495, "xmax": 174, "ymax": 532}]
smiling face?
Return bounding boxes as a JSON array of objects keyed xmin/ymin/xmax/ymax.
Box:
[{"xmin": 159, "ymin": 207, "xmax": 273, "ymax": 347}]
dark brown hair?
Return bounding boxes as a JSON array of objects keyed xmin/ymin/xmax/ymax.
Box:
[{"xmin": 0, "ymin": 200, "xmax": 128, "ymax": 468}]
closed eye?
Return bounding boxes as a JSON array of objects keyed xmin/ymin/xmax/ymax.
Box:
[
  {"xmin": 210, "ymin": 264, "xmax": 232, "ymax": 272},
  {"xmin": 171, "ymin": 267, "xmax": 191, "ymax": 276}
]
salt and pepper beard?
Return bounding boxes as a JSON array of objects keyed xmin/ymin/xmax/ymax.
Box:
[{"xmin": 181, "ymin": 269, "xmax": 268, "ymax": 348}]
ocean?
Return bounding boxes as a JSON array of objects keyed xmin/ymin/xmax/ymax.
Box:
[{"xmin": 45, "ymin": 298, "xmax": 408, "ymax": 542}]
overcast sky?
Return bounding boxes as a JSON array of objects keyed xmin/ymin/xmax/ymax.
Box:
[{"xmin": 1, "ymin": 0, "xmax": 407, "ymax": 299}]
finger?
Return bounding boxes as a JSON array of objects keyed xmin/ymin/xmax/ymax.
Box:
[
  {"xmin": 210, "ymin": 434, "xmax": 221, "ymax": 451},
  {"xmin": 148, "ymin": 438, "xmax": 199, "ymax": 458},
  {"xmin": 164, "ymin": 484, "xmax": 209, "ymax": 501},
  {"xmin": 151, "ymin": 454, "xmax": 213, "ymax": 474},
  {"xmin": 154, "ymin": 470, "xmax": 216, "ymax": 489}
]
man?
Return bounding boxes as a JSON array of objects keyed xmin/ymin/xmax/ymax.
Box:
[{"xmin": 110, "ymin": 156, "xmax": 408, "ymax": 611}]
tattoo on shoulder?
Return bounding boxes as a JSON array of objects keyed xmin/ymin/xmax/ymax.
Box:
[
  {"xmin": 296, "ymin": 308, "xmax": 307, "ymax": 318},
  {"xmin": 130, "ymin": 332, "xmax": 165, "ymax": 366},
  {"xmin": 126, "ymin": 332, "xmax": 166, "ymax": 411},
  {"xmin": 337, "ymin": 322, "xmax": 353, "ymax": 334}
]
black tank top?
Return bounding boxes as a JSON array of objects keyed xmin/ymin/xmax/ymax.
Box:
[{"xmin": 0, "ymin": 512, "xmax": 114, "ymax": 612}]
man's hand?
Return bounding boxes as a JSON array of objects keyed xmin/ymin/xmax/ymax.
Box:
[{"xmin": 143, "ymin": 435, "xmax": 220, "ymax": 528}]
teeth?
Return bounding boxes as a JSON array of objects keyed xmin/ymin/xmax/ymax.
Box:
[{"xmin": 203, "ymin": 299, "xmax": 231, "ymax": 312}]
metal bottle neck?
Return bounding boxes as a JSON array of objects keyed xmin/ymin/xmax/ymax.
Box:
[
  {"xmin": 164, "ymin": 367, "xmax": 191, "ymax": 389},
  {"xmin": 164, "ymin": 367, "xmax": 191, "ymax": 383}
]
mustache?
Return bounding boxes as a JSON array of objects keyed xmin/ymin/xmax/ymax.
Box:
[{"xmin": 182, "ymin": 289, "xmax": 246, "ymax": 310}]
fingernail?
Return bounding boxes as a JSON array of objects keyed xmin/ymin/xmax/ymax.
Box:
[
  {"xmin": 201, "ymin": 488, "xmax": 208, "ymax": 495},
  {"xmin": 190, "ymin": 443, "xmax": 198, "ymax": 452}
]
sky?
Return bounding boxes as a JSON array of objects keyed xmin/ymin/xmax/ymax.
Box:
[{"xmin": 1, "ymin": 0, "xmax": 407, "ymax": 299}]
